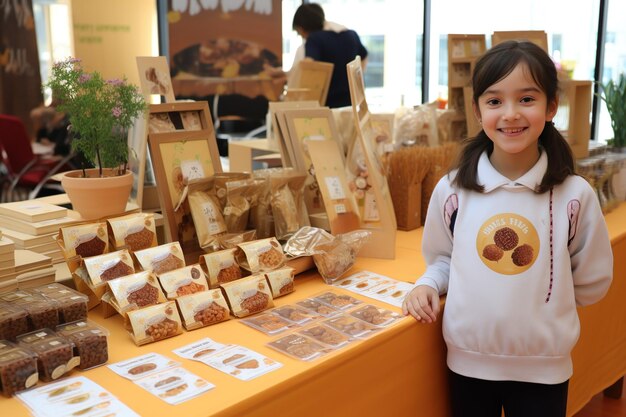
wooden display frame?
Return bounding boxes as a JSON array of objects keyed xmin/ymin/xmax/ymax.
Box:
[
  {"xmin": 347, "ymin": 56, "xmax": 397, "ymax": 260},
  {"xmin": 136, "ymin": 56, "xmax": 176, "ymax": 103},
  {"xmin": 282, "ymin": 108, "xmax": 342, "ymax": 221},
  {"xmin": 491, "ymin": 30, "xmax": 548, "ymax": 52},
  {"xmin": 285, "ymin": 60, "xmax": 334, "ymax": 106},
  {"xmin": 268, "ymin": 100, "xmax": 320, "ymax": 167},
  {"xmin": 148, "ymin": 129, "xmax": 222, "ymax": 246},
  {"xmin": 306, "ymin": 139, "xmax": 361, "ymax": 235}
]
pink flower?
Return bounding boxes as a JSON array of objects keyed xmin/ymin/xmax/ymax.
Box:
[
  {"xmin": 106, "ymin": 78, "xmax": 124, "ymax": 86},
  {"xmin": 79, "ymin": 73, "xmax": 92, "ymax": 83},
  {"xmin": 69, "ymin": 58, "xmax": 81, "ymax": 64},
  {"xmin": 112, "ymin": 106, "xmax": 122, "ymax": 118}
]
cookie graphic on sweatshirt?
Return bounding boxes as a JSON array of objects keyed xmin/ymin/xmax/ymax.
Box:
[{"xmin": 476, "ymin": 213, "xmax": 539, "ymax": 275}]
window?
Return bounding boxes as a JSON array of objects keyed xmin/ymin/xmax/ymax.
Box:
[
  {"xmin": 597, "ymin": 1, "xmax": 626, "ymax": 142},
  {"xmin": 310, "ymin": 0, "xmax": 424, "ymax": 110}
]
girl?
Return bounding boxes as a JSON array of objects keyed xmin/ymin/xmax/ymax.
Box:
[{"xmin": 402, "ymin": 40, "xmax": 613, "ymax": 417}]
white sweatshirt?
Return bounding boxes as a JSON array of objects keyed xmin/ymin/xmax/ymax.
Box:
[{"xmin": 417, "ymin": 150, "xmax": 613, "ymax": 384}]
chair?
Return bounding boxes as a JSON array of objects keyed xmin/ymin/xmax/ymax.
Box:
[{"xmin": 0, "ymin": 114, "xmax": 74, "ymax": 202}]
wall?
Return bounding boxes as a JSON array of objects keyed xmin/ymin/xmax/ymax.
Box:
[{"xmin": 71, "ymin": 0, "xmax": 157, "ymax": 85}]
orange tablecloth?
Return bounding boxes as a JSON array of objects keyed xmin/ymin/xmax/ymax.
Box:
[{"xmin": 3, "ymin": 204, "xmax": 626, "ymax": 416}]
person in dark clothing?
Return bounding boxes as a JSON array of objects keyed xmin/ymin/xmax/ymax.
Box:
[{"xmin": 292, "ymin": 3, "xmax": 368, "ymax": 108}]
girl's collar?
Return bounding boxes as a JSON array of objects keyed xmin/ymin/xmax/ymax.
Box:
[{"xmin": 477, "ymin": 149, "xmax": 547, "ymax": 193}]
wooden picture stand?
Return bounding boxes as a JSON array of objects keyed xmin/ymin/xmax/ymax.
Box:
[
  {"xmin": 347, "ymin": 56, "xmax": 396, "ymax": 260},
  {"xmin": 285, "ymin": 60, "xmax": 334, "ymax": 106},
  {"xmin": 146, "ymin": 101, "xmax": 222, "ymax": 251}
]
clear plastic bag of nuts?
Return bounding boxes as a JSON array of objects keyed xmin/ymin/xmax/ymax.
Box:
[{"xmin": 312, "ymin": 230, "xmax": 372, "ymax": 284}]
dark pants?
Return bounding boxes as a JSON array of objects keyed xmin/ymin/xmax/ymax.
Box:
[{"xmin": 449, "ymin": 369, "xmax": 569, "ymax": 417}]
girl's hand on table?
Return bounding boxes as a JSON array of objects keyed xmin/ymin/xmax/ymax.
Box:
[{"xmin": 402, "ymin": 285, "xmax": 440, "ymax": 323}]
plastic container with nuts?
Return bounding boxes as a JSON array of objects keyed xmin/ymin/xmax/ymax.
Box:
[
  {"xmin": 16, "ymin": 329, "xmax": 78, "ymax": 381},
  {"xmin": 6, "ymin": 292, "xmax": 60, "ymax": 331},
  {"xmin": 0, "ymin": 340, "xmax": 38, "ymax": 397},
  {"xmin": 32, "ymin": 283, "xmax": 88, "ymax": 324},
  {"xmin": 175, "ymin": 289, "xmax": 230, "ymax": 330},
  {"xmin": 56, "ymin": 320, "xmax": 109, "ymax": 370},
  {"xmin": 0, "ymin": 303, "xmax": 29, "ymax": 342}
]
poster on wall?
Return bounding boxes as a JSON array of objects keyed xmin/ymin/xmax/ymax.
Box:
[
  {"xmin": 167, "ymin": 0, "xmax": 283, "ymax": 116},
  {"xmin": 0, "ymin": 0, "xmax": 42, "ymax": 136}
]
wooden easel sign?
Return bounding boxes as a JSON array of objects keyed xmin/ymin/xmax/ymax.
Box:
[{"xmin": 346, "ymin": 56, "xmax": 396, "ymax": 259}]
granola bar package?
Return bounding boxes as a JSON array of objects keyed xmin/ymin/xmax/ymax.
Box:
[
  {"xmin": 175, "ymin": 289, "xmax": 230, "ymax": 330},
  {"xmin": 249, "ymin": 170, "xmax": 274, "ymax": 239},
  {"xmin": 126, "ymin": 301, "xmax": 182, "ymax": 346},
  {"xmin": 186, "ymin": 177, "xmax": 227, "ymax": 252},
  {"xmin": 108, "ymin": 213, "xmax": 157, "ymax": 252},
  {"xmin": 107, "ymin": 271, "xmax": 166, "ymax": 314},
  {"xmin": 223, "ymin": 179, "xmax": 264, "ymax": 233},
  {"xmin": 134, "ymin": 242, "xmax": 185, "ymax": 275},
  {"xmin": 158, "ymin": 265, "xmax": 209, "ymax": 300},
  {"xmin": 235, "ymin": 237, "xmax": 285, "ymax": 273},
  {"xmin": 220, "ymin": 274, "xmax": 274, "ymax": 318},
  {"xmin": 84, "ymin": 250, "xmax": 135, "ymax": 287},
  {"xmin": 265, "ymin": 266, "xmax": 295, "ymax": 298},
  {"xmin": 199, "ymin": 248, "xmax": 242, "ymax": 288},
  {"xmin": 214, "ymin": 172, "xmax": 251, "ymax": 209},
  {"xmin": 270, "ymin": 170, "xmax": 309, "ymax": 241}
]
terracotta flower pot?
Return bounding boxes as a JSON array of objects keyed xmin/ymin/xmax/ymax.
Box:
[{"xmin": 61, "ymin": 169, "xmax": 133, "ymax": 220}]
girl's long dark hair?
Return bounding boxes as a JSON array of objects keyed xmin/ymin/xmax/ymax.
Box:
[{"xmin": 452, "ymin": 40, "xmax": 575, "ymax": 194}]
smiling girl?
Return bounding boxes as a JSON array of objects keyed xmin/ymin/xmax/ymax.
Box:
[{"xmin": 402, "ymin": 41, "xmax": 613, "ymax": 417}]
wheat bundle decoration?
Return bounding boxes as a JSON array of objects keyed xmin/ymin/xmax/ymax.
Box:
[
  {"xmin": 421, "ymin": 143, "xmax": 460, "ymax": 225},
  {"xmin": 387, "ymin": 146, "xmax": 431, "ymax": 231}
]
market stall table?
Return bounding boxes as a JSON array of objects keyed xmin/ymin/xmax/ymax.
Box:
[{"xmin": 2, "ymin": 203, "xmax": 626, "ymax": 416}]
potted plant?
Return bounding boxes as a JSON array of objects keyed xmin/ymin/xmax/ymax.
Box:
[
  {"xmin": 598, "ymin": 73, "xmax": 626, "ymax": 150},
  {"xmin": 598, "ymin": 73, "xmax": 626, "ymax": 201},
  {"xmin": 45, "ymin": 57, "xmax": 147, "ymax": 219}
]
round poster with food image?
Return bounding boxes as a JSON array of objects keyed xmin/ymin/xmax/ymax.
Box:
[{"xmin": 476, "ymin": 213, "xmax": 540, "ymax": 275}]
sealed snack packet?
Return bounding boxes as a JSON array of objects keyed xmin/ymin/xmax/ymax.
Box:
[
  {"xmin": 108, "ymin": 213, "xmax": 157, "ymax": 252},
  {"xmin": 200, "ymin": 248, "xmax": 242, "ymax": 288},
  {"xmin": 236, "ymin": 238, "xmax": 285, "ymax": 273},
  {"xmin": 126, "ymin": 302, "xmax": 183, "ymax": 346},
  {"xmin": 265, "ymin": 266, "xmax": 295, "ymax": 298},
  {"xmin": 134, "ymin": 242, "xmax": 185, "ymax": 275},
  {"xmin": 220, "ymin": 274, "xmax": 274, "ymax": 318},
  {"xmin": 158, "ymin": 265, "xmax": 209, "ymax": 299},
  {"xmin": 270, "ymin": 170, "xmax": 309, "ymax": 241},
  {"xmin": 107, "ymin": 271, "xmax": 166, "ymax": 314},
  {"xmin": 176, "ymin": 289, "xmax": 230, "ymax": 330},
  {"xmin": 185, "ymin": 177, "xmax": 227, "ymax": 252},
  {"xmin": 84, "ymin": 250, "xmax": 135, "ymax": 287}
]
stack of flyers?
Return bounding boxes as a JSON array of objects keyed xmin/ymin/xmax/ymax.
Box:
[
  {"xmin": 17, "ymin": 376, "xmax": 139, "ymax": 417},
  {"xmin": 107, "ymin": 353, "xmax": 214, "ymax": 405},
  {"xmin": 334, "ymin": 271, "xmax": 414, "ymax": 307},
  {"xmin": 174, "ymin": 338, "xmax": 283, "ymax": 381}
]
